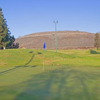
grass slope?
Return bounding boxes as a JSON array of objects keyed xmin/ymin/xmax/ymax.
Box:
[{"xmin": 0, "ymin": 49, "xmax": 100, "ymax": 100}]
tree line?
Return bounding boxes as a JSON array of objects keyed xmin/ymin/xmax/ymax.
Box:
[
  {"xmin": 94, "ymin": 33, "xmax": 100, "ymax": 50},
  {"xmin": 0, "ymin": 7, "xmax": 19, "ymax": 50}
]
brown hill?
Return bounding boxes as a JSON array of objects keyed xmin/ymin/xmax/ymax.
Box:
[{"xmin": 15, "ymin": 31, "xmax": 95, "ymax": 49}]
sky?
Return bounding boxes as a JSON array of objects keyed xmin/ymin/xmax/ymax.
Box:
[{"xmin": 0, "ymin": 0, "xmax": 100, "ymax": 38}]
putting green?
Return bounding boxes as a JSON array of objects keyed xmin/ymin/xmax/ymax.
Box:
[
  {"xmin": 0, "ymin": 49, "xmax": 100, "ymax": 100},
  {"xmin": 0, "ymin": 66, "xmax": 100, "ymax": 100}
]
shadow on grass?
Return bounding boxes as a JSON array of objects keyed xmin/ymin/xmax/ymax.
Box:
[
  {"xmin": 0, "ymin": 66, "xmax": 21, "ymax": 75},
  {"xmin": 29, "ymin": 51, "xmax": 34, "ymax": 53},
  {"xmin": 90, "ymin": 49, "xmax": 100, "ymax": 54},
  {"xmin": 13, "ymin": 67, "xmax": 100, "ymax": 100},
  {"xmin": 24, "ymin": 54, "xmax": 35, "ymax": 67},
  {"xmin": 0, "ymin": 54, "xmax": 36, "ymax": 75},
  {"xmin": 37, "ymin": 52, "xmax": 42, "ymax": 55}
]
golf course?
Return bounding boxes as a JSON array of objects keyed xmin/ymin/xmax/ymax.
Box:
[{"xmin": 0, "ymin": 49, "xmax": 100, "ymax": 100}]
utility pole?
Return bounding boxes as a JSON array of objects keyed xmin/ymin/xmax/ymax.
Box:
[
  {"xmin": 53, "ymin": 20, "xmax": 58, "ymax": 52},
  {"xmin": 52, "ymin": 34, "xmax": 54, "ymax": 50}
]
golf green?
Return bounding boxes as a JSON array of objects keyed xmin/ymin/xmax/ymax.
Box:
[{"xmin": 0, "ymin": 49, "xmax": 100, "ymax": 100}]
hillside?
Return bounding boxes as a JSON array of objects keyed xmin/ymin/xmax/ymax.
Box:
[{"xmin": 15, "ymin": 31, "xmax": 95, "ymax": 49}]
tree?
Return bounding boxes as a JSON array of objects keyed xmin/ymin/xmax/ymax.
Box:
[
  {"xmin": 0, "ymin": 7, "xmax": 17, "ymax": 49},
  {"xmin": 94, "ymin": 33, "xmax": 100, "ymax": 50}
]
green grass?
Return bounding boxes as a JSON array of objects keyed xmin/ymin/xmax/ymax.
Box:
[{"xmin": 0, "ymin": 49, "xmax": 100, "ymax": 100}]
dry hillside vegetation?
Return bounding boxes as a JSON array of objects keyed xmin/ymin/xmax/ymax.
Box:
[{"xmin": 15, "ymin": 31, "xmax": 95, "ymax": 49}]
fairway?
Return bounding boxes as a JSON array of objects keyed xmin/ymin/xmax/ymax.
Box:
[{"xmin": 0, "ymin": 49, "xmax": 100, "ymax": 100}]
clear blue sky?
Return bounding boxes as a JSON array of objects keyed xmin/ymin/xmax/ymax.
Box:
[{"xmin": 1, "ymin": 0, "xmax": 100, "ymax": 38}]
